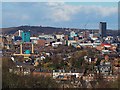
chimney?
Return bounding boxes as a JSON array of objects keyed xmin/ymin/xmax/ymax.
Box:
[
  {"xmin": 32, "ymin": 43, "xmax": 34, "ymax": 54},
  {"xmin": 20, "ymin": 43, "xmax": 23, "ymax": 54}
]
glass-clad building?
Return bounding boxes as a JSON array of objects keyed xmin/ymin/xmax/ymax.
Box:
[{"xmin": 22, "ymin": 31, "xmax": 30, "ymax": 42}]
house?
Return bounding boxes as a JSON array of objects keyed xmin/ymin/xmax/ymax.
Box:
[
  {"xmin": 103, "ymin": 75, "xmax": 118, "ymax": 81},
  {"xmin": 52, "ymin": 42, "xmax": 62, "ymax": 47},
  {"xmin": 71, "ymin": 43, "xmax": 81, "ymax": 48},
  {"xmin": 45, "ymin": 52, "xmax": 51, "ymax": 57},
  {"xmin": 39, "ymin": 34, "xmax": 55, "ymax": 40},
  {"xmin": 34, "ymin": 61, "xmax": 39, "ymax": 66},
  {"xmin": 10, "ymin": 63, "xmax": 34, "ymax": 75},
  {"xmin": 40, "ymin": 56, "xmax": 46, "ymax": 60},
  {"xmin": 52, "ymin": 70, "xmax": 83, "ymax": 79},
  {"xmin": 102, "ymin": 50, "xmax": 112, "ymax": 54},
  {"xmin": 98, "ymin": 62, "xmax": 112, "ymax": 75},
  {"xmin": 55, "ymin": 34, "xmax": 64, "ymax": 40},
  {"xmin": 32, "ymin": 71, "xmax": 52, "ymax": 77},
  {"xmin": 82, "ymin": 76, "xmax": 94, "ymax": 81},
  {"xmin": 101, "ymin": 43, "xmax": 111, "ymax": 48},
  {"xmin": 66, "ymin": 40, "xmax": 77, "ymax": 46}
]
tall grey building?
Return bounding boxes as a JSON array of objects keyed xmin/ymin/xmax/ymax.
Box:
[{"xmin": 99, "ymin": 22, "xmax": 107, "ymax": 38}]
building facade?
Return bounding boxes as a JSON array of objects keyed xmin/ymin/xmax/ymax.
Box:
[
  {"xmin": 22, "ymin": 31, "xmax": 30, "ymax": 42},
  {"xmin": 99, "ymin": 22, "xmax": 107, "ymax": 38}
]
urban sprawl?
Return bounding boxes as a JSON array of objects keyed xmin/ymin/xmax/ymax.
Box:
[{"xmin": 1, "ymin": 22, "xmax": 120, "ymax": 88}]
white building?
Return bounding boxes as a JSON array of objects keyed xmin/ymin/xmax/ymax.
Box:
[
  {"xmin": 39, "ymin": 35, "xmax": 54, "ymax": 39},
  {"xmin": 55, "ymin": 34, "xmax": 64, "ymax": 40},
  {"xmin": 30, "ymin": 37, "xmax": 39, "ymax": 40},
  {"xmin": 53, "ymin": 72, "xmax": 83, "ymax": 79},
  {"xmin": 18, "ymin": 30, "xmax": 23, "ymax": 37},
  {"xmin": 66, "ymin": 40, "xmax": 77, "ymax": 46},
  {"xmin": 52, "ymin": 42, "xmax": 63, "ymax": 47}
]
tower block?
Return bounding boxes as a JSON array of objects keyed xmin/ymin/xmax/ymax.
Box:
[
  {"xmin": 20, "ymin": 43, "xmax": 23, "ymax": 54},
  {"xmin": 32, "ymin": 43, "xmax": 34, "ymax": 54}
]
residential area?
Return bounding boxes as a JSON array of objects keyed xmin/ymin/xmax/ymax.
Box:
[{"xmin": 1, "ymin": 22, "xmax": 120, "ymax": 88}]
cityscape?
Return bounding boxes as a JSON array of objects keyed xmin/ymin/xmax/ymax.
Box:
[{"xmin": 1, "ymin": 2, "xmax": 120, "ymax": 89}]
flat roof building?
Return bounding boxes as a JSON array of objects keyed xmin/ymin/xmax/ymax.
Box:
[
  {"xmin": 22, "ymin": 31, "xmax": 30, "ymax": 42},
  {"xmin": 99, "ymin": 22, "xmax": 107, "ymax": 38}
]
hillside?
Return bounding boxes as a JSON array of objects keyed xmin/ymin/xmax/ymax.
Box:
[
  {"xmin": 1, "ymin": 26, "xmax": 119, "ymax": 37},
  {"xmin": 2, "ymin": 26, "xmax": 66, "ymax": 35}
]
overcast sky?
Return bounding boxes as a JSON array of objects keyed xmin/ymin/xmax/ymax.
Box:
[{"xmin": 2, "ymin": 2, "xmax": 118, "ymax": 30}]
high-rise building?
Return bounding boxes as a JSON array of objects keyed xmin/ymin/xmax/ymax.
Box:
[
  {"xmin": 22, "ymin": 31, "xmax": 30, "ymax": 42},
  {"xmin": 99, "ymin": 22, "xmax": 107, "ymax": 38},
  {"xmin": 18, "ymin": 30, "xmax": 23, "ymax": 37}
]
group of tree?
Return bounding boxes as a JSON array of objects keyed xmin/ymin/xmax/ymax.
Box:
[{"xmin": 2, "ymin": 57, "xmax": 59, "ymax": 88}]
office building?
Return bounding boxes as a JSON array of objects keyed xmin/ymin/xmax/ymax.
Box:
[
  {"xmin": 22, "ymin": 31, "xmax": 30, "ymax": 42},
  {"xmin": 99, "ymin": 22, "xmax": 107, "ymax": 38},
  {"xmin": 18, "ymin": 30, "xmax": 23, "ymax": 37}
]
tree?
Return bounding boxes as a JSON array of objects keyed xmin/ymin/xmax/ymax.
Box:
[{"xmin": 2, "ymin": 57, "xmax": 59, "ymax": 88}]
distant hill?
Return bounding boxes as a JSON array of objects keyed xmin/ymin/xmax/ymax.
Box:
[
  {"xmin": 2, "ymin": 26, "xmax": 66, "ymax": 35},
  {"xmin": 1, "ymin": 26, "xmax": 120, "ymax": 37}
]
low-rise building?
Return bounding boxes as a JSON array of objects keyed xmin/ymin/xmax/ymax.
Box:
[
  {"xmin": 52, "ymin": 42, "xmax": 63, "ymax": 47},
  {"xmin": 66, "ymin": 40, "xmax": 77, "ymax": 46},
  {"xmin": 32, "ymin": 71, "xmax": 52, "ymax": 77}
]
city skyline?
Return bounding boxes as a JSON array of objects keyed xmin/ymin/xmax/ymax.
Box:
[
  {"xmin": 1, "ymin": 1, "xmax": 120, "ymax": 89},
  {"xmin": 2, "ymin": 2, "xmax": 118, "ymax": 30}
]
